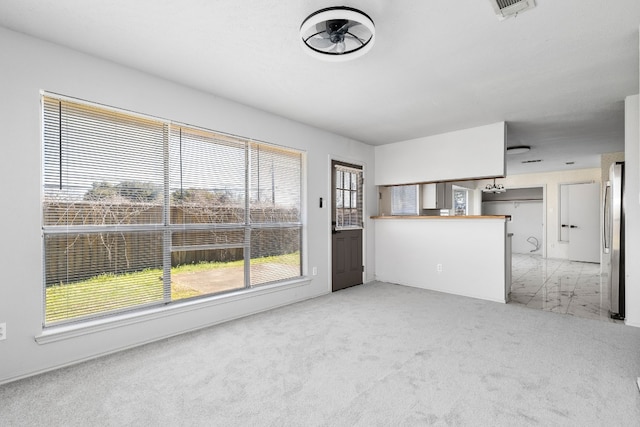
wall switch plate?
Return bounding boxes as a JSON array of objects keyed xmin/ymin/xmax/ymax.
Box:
[
  {"xmin": 0, "ymin": 323, "xmax": 6, "ymax": 341},
  {"xmin": 312, "ymin": 267, "xmax": 318, "ymax": 276}
]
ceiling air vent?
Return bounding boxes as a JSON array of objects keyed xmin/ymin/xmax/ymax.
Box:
[{"xmin": 490, "ymin": 0, "xmax": 536, "ymax": 20}]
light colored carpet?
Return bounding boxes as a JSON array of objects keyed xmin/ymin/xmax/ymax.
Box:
[{"xmin": 1, "ymin": 281, "xmax": 640, "ymax": 426}]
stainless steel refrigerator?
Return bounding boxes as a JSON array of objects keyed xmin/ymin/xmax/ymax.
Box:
[{"xmin": 603, "ymin": 162, "xmax": 625, "ymax": 320}]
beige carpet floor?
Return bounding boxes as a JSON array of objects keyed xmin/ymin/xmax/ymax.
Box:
[{"xmin": 1, "ymin": 281, "xmax": 640, "ymax": 426}]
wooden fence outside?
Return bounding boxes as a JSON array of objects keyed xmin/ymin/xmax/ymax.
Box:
[{"xmin": 44, "ymin": 201, "xmax": 300, "ymax": 286}]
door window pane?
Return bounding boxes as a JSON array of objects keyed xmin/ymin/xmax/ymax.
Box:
[{"xmin": 334, "ymin": 165, "xmax": 363, "ymax": 229}]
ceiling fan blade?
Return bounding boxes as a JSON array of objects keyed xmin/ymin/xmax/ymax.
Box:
[
  {"xmin": 335, "ymin": 41, "xmax": 346, "ymax": 54},
  {"xmin": 310, "ymin": 37, "xmax": 334, "ymax": 49},
  {"xmin": 344, "ymin": 32, "xmax": 365, "ymax": 45},
  {"xmin": 336, "ymin": 21, "xmax": 351, "ymax": 34},
  {"xmin": 345, "ymin": 22, "xmax": 370, "ymax": 39}
]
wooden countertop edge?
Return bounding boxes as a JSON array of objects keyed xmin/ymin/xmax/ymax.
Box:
[{"xmin": 371, "ymin": 215, "xmax": 511, "ymax": 220}]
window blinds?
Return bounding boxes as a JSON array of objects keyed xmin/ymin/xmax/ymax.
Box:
[
  {"xmin": 391, "ymin": 185, "xmax": 419, "ymax": 215},
  {"xmin": 42, "ymin": 94, "xmax": 303, "ymax": 326}
]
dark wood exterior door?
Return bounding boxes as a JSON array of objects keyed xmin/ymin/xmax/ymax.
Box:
[
  {"xmin": 331, "ymin": 161, "xmax": 363, "ymax": 291},
  {"xmin": 332, "ymin": 229, "xmax": 363, "ymax": 291}
]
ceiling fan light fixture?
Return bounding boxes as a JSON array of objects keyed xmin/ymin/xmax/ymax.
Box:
[{"xmin": 300, "ymin": 6, "xmax": 375, "ymax": 62}]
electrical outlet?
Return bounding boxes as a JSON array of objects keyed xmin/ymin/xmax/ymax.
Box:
[
  {"xmin": 437, "ymin": 264, "xmax": 443, "ymax": 273},
  {"xmin": 312, "ymin": 267, "xmax": 318, "ymax": 276},
  {"xmin": 0, "ymin": 323, "xmax": 6, "ymax": 341}
]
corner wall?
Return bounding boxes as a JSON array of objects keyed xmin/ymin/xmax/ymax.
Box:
[{"xmin": 0, "ymin": 27, "xmax": 376, "ymax": 383}]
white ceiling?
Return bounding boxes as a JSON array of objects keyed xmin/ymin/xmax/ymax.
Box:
[{"xmin": 1, "ymin": 0, "xmax": 638, "ymax": 175}]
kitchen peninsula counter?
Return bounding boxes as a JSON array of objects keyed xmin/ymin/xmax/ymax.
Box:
[{"xmin": 373, "ymin": 215, "xmax": 511, "ymax": 303}]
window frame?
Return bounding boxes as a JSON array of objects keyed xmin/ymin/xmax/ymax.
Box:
[
  {"xmin": 41, "ymin": 92, "xmax": 305, "ymax": 327},
  {"xmin": 333, "ymin": 163, "xmax": 363, "ymax": 230}
]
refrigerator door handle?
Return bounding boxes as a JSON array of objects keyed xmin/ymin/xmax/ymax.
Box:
[{"xmin": 603, "ymin": 181, "xmax": 611, "ymax": 254}]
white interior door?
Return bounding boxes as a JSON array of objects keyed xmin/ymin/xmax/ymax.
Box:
[{"xmin": 567, "ymin": 182, "xmax": 600, "ymax": 263}]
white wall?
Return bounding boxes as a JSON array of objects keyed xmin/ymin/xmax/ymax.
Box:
[
  {"xmin": 624, "ymin": 94, "xmax": 640, "ymax": 327},
  {"xmin": 374, "ymin": 122, "xmax": 505, "ymax": 186},
  {"xmin": 479, "ymin": 169, "xmax": 601, "ymax": 260},
  {"xmin": 483, "ymin": 201, "xmax": 543, "ymax": 254},
  {"xmin": 374, "ymin": 218, "xmax": 508, "ymax": 303},
  {"xmin": 0, "ymin": 27, "xmax": 376, "ymax": 383},
  {"xmin": 625, "ymin": 26, "xmax": 640, "ymax": 328}
]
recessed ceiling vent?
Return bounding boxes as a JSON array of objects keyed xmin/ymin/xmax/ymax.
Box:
[{"xmin": 490, "ymin": 0, "xmax": 536, "ymax": 20}]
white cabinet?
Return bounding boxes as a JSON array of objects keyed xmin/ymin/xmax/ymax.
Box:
[{"xmin": 422, "ymin": 183, "xmax": 452, "ymax": 209}]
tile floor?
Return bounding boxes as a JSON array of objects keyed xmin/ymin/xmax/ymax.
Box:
[{"xmin": 509, "ymin": 253, "xmax": 621, "ymax": 323}]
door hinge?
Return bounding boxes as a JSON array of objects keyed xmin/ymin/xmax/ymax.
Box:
[{"xmin": 362, "ymin": 265, "xmax": 364, "ymax": 272}]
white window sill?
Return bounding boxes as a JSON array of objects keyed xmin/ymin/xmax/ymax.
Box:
[{"xmin": 35, "ymin": 277, "xmax": 312, "ymax": 344}]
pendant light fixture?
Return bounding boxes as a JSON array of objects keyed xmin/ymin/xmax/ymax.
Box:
[
  {"xmin": 300, "ymin": 6, "xmax": 375, "ymax": 61},
  {"xmin": 483, "ymin": 178, "xmax": 506, "ymax": 193}
]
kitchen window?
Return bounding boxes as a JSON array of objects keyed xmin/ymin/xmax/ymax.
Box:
[
  {"xmin": 453, "ymin": 186, "xmax": 469, "ymax": 215},
  {"xmin": 390, "ymin": 184, "xmax": 419, "ymax": 215}
]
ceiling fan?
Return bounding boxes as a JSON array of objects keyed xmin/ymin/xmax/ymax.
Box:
[{"xmin": 300, "ymin": 6, "xmax": 375, "ymax": 61}]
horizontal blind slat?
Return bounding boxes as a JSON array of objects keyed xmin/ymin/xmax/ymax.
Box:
[{"xmin": 42, "ymin": 94, "xmax": 304, "ymax": 326}]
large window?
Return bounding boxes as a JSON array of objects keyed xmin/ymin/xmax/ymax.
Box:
[{"xmin": 42, "ymin": 94, "xmax": 303, "ymax": 326}]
